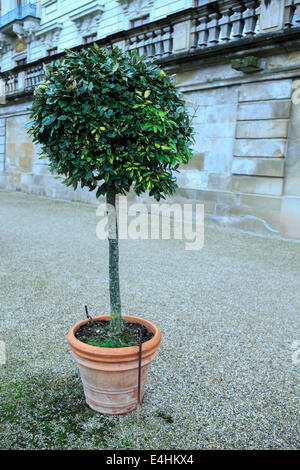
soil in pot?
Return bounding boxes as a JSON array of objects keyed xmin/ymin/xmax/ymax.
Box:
[{"xmin": 75, "ymin": 319, "xmax": 154, "ymax": 348}]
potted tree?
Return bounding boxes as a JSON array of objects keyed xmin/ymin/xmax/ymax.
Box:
[{"xmin": 27, "ymin": 46, "xmax": 194, "ymax": 415}]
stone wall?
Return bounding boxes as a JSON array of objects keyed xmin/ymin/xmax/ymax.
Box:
[
  {"xmin": 1, "ymin": 0, "xmax": 300, "ymax": 239},
  {"xmin": 163, "ymin": 49, "xmax": 300, "ymax": 238}
]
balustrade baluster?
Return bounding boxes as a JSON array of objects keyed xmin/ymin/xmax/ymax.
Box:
[
  {"xmin": 231, "ymin": 4, "xmax": 245, "ymax": 39},
  {"xmin": 153, "ymin": 28, "xmax": 163, "ymax": 57},
  {"xmin": 196, "ymin": 16, "xmax": 209, "ymax": 48},
  {"xmin": 219, "ymin": 9, "xmax": 232, "ymax": 42},
  {"xmin": 161, "ymin": 26, "xmax": 172, "ymax": 56},
  {"xmin": 243, "ymin": 0, "xmax": 259, "ymax": 35},
  {"xmin": 207, "ymin": 12, "xmax": 221, "ymax": 45},
  {"xmin": 145, "ymin": 31, "xmax": 155, "ymax": 58}
]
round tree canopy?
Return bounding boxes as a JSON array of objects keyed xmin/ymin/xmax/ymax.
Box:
[{"xmin": 28, "ymin": 46, "xmax": 194, "ymax": 201}]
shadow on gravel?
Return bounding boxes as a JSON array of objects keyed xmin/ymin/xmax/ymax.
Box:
[{"xmin": 0, "ymin": 373, "xmax": 115, "ymax": 450}]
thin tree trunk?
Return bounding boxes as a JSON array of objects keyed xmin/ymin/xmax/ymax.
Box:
[{"xmin": 106, "ymin": 187, "xmax": 122, "ymax": 332}]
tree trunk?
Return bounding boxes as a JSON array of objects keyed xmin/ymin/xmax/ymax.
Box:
[{"xmin": 106, "ymin": 187, "xmax": 122, "ymax": 332}]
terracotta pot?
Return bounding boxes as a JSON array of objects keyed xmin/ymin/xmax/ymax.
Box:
[{"xmin": 67, "ymin": 315, "xmax": 161, "ymax": 415}]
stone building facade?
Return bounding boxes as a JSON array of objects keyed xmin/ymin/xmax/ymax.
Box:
[{"xmin": 0, "ymin": 0, "xmax": 300, "ymax": 238}]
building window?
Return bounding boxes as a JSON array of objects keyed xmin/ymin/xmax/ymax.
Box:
[
  {"xmin": 83, "ymin": 33, "xmax": 97, "ymax": 45},
  {"xmin": 16, "ymin": 58, "xmax": 27, "ymax": 66},
  {"xmin": 130, "ymin": 15, "xmax": 149, "ymax": 28},
  {"xmin": 47, "ymin": 47, "xmax": 58, "ymax": 56}
]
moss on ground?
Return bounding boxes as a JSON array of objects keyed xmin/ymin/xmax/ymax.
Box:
[{"xmin": 0, "ymin": 374, "xmax": 115, "ymax": 450}]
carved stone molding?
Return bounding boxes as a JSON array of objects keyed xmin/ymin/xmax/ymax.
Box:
[
  {"xmin": 70, "ymin": 1, "xmax": 104, "ymax": 36},
  {"xmin": 35, "ymin": 23, "xmax": 63, "ymax": 50},
  {"xmin": 12, "ymin": 18, "xmax": 41, "ymax": 44},
  {"xmin": 0, "ymin": 32, "xmax": 14, "ymax": 55},
  {"xmin": 118, "ymin": 0, "xmax": 154, "ymax": 16}
]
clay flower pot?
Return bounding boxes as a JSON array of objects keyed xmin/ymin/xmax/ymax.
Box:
[{"xmin": 67, "ymin": 315, "xmax": 161, "ymax": 415}]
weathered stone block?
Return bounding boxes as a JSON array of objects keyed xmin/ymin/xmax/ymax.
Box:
[
  {"xmin": 33, "ymin": 163, "xmax": 51, "ymax": 176},
  {"xmin": 196, "ymin": 122, "xmax": 236, "ymax": 139},
  {"xmin": 193, "ymin": 136, "xmax": 235, "ymax": 174},
  {"xmin": 230, "ymin": 196, "xmax": 282, "ymax": 232},
  {"xmin": 239, "ymin": 80, "xmax": 292, "ymax": 102},
  {"xmin": 5, "ymin": 115, "xmax": 35, "ymax": 173},
  {"xmin": 194, "ymin": 104, "xmax": 237, "ymax": 124},
  {"xmin": 171, "ymin": 188, "xmax": 199, "ymax": 205},
  {"xmin": 259, "ymin": 0, "xmax": 285, "ymax": 32},
  {"xmin": 173, "ymin": 20, "xmax": 191, "ymax": 52},
  {"xmin": 194, "ymin": 188, "xmax": 238, "ymax": 206},
  {"xmin": 280, "ymin": 196, "xmax": 300, "ymax": 238},
  {"xmin": 231, "ymin": 56, "xmax": 263, "ymax": 73},
  {"xmin": 0, "ymin": 174, "xmax": 8, "ymax": 188},
  {"xmin": 207, "ymin": 173, "xmax": 231, "ymax": 190},
  {"xmin": 267, "ymin": 51, "xmax": 300, "ymax": 70},
  {"xmin": 186, "ymin": 87, "xmax": 238, "ymax": 107},
  {"xmin": 231, "ymin": 175, "xmax": 283, "ymax": 196},
  {"xmin": 20, "ymin": 173, "xmax": 34, "ymax": 186},
  {"xmin": 283, "ymin": 138, "xmax": 300, "ymax": 196},
  {"xmin": 232, "ymin": 157, "xmax": 285, "ymax": 177},
  {"xmin": 286, "ymin": 118, "xmax": 300, "ymax": 139},
  {"xmin": 236, "ymin": 120, "xmax": 289, "ymax": 139},
  {"xmin": 176, "ymin": 169, "xmax": 208, "ymax": 190},
  {"xmin": 234, "ymin": 138, "xmax": 286, "ymax": 158},
  {"xmin": 185, "ymin": 153, "xmax": 204, "ymax": 171},
  {"xmin": 240, "ymin": 193, "xmax": 282, "ymax": 212},
  {"xmin": 237, "ymin": 100, "xmax": 291, "ymax": 121}
]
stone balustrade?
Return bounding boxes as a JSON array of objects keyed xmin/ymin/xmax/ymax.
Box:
[
  {"xmin": 191, "ymin": 0, "xmax": 260, "ymax": 49},
  {"xmin": 127, "ymin": 26, "xmax": 173, "ymax": 59},
  {"xmin": 3, "ymin": 0, "xmax": 300, "ymax": 98},
  {"xmin": 3, "ymin": 72, "xmax": 18, "ymax": 94},
  {"xmin": 24, "ymin": 63, "xmax": 45, "ymax": 89}
]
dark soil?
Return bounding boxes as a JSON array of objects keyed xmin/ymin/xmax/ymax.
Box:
[{"xmin": 75, "ymin": 319, "xmax": 154, "ymax": 348}]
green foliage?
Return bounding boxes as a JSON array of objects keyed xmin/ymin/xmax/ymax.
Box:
[{"xmin": 27, "ymin": 46, "xmax": 194, "ymax": 201}]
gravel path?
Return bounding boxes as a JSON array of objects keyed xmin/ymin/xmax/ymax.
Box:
[{"xmin": 0, "ymin": 190, "xmax": 299, "ymax": 450}]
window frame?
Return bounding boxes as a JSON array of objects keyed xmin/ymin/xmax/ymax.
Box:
[
  {"xmin": 130, "ymin": 15, "xmax": 150, "ymax": 29},
  {"xmin": 16, "ymin": 58, "xmax": 27, "ymax": 66},
  {"xmin": 83, "ymin": 33, "xmax": 97, "ymax": 45},
  {"xmin": 47, "ymin": 47, "xmax": 58, "ymax": 56}
]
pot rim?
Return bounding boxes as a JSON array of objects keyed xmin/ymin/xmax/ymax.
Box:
[{"xmin": 67, "ymin": 314, "xmax": 162, "ymax": 363}]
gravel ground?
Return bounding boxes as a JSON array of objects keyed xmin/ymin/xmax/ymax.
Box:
[{"xmin": 0, "ymin": 190, "xmax": 299, "ymax": 450}]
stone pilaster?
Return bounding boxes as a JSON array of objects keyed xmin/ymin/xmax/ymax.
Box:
[
  {"xmin": 259, "ymin": 0, "xmax": 286, "ymax": 33},
  {"xmin": 173, "ymin": 19, "xmax": 192, "ymax": 53}
]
